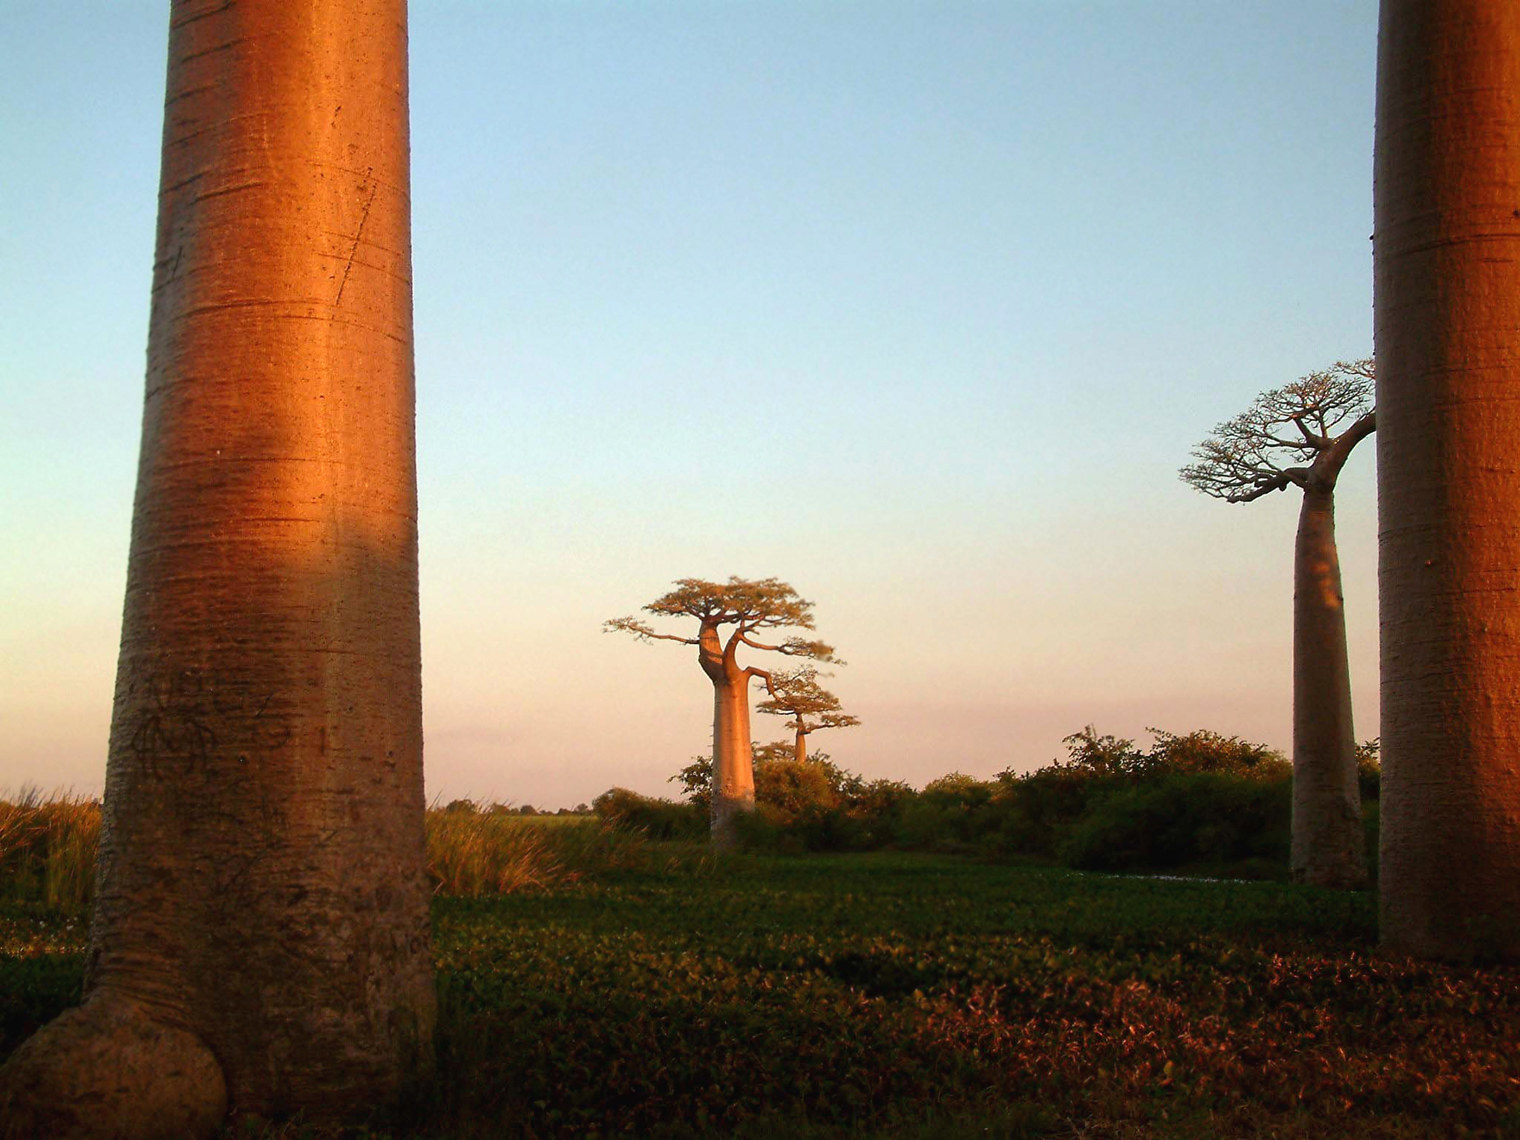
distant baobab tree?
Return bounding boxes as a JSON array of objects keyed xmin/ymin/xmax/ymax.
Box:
[
  {"xmin": 1375, "ymin": 0, "xmax": 1520, "ymax": 959},
  {"xmin": 606, "ymin": 578, "xmax": 837, "ymax": 846},
  {"xmin": 0, "ymin": 3, "xmax": 432, "ymax": 1136},
  {"xmin": 1181, "ymin": 360, "xmax": 1375, "ymax": 889},
  {"xmin": 757, "ymin": 665, "xmax": 860, "ymax": 763}
]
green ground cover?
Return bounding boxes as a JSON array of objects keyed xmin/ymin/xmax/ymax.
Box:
[{"xmin": 2, "ymin": 853, "xmax": 1516, "ymax": 1138}]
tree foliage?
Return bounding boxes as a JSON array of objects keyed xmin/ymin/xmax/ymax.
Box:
[
  {"xmin": 605, "ymin": 577, "xmax": 837, "ymax": 666},
  {"xmin": 1180, "ymin": 360, "xmax": 1375, "ymax": 502},
  {"xmin": 756, "ymin": 666, "xmax": 861, "ymax": 744}
]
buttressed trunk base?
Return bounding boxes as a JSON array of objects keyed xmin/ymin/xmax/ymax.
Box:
[
  {"xmin": 1290, "ymin": 487, "xmax": 1367, "ymax": 888},
  {"xmin": 1376, "ymin": 0, "xmax": 1520, "ymax": 959},
  {"xmin": 0, "ymin": 2, "xmax": 434, "ymax": 1134}
]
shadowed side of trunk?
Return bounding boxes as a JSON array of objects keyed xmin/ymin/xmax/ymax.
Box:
[
  {"xmin": 1291, "ymin": 486, "xmax": 1366, "ymax": 887},
  {"xmin": 1376, "ymin": 0, "xmax": 1520, "ymax": 958},
  {"xmin": 0, "ymin": 2, "xmax": 434, "ymax": 1134}
]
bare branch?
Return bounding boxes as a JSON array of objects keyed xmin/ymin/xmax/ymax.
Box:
[
  {"xmin": 745, "ymin": 666, "xmax": 777, "ymax": 697},
  {"xmin": 1290, "ymin": 416, "xmax": 1327, "ymax": 450},
  {"xmin": 1340, "ymin": 408, "xmax": 1377, "ymax": 451},
  {"xmin": 1182, "ymin": 359, "xmax": 1374, "ymax": 505},
  {"xmin": 602, "ymin": 616, "xmax": 698, "ymax": 646}
]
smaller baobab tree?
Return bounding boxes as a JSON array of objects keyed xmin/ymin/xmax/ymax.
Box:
[
  {"xmin": 1181, "ymin": 359, "xmax": 1375, "ymax": 889},
  {"xmin": 757, "ymin": 666, "xmax": 860, "ymax": 764},
  {"xmin": 606, "ymin": 578, "xmax": 836, "ymax": 847}
]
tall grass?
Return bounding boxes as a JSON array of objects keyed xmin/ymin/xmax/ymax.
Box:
[
  {"xmin": 0, "ymin": 792, "xmax": 653, "ymax": 910},
  {"xmin": 425, "ymin": 810, "xmax": 652, "ymax": 896},
  {"xmin": 0, "ymin": 789, "xmax": 100, "ymax": 911}
]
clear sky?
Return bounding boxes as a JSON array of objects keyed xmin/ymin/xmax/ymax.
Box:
[{"xmin": 1, "ymin": 1, "xmax": 1380, "ymax": 807}]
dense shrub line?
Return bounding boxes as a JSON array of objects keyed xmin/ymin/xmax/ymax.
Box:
[{"xmin": 597, "ymin": 728, "xmax": 1382, "ymax": 879}]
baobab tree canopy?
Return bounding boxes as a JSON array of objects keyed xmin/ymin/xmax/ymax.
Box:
[
  {"xmin": 609, "ymin": 577, "xmax": 835, "ymax": 660},
  {"xmin": 606, "ymin": 577, "xmax": 837, "ymax": 845},
  {"xmin": 1180, "ymin": 360, "xmax": 1375, "ymax": 502},
  {"xmin": 757, "ymin": 665, "xmax": 860, "ymax": 763}
]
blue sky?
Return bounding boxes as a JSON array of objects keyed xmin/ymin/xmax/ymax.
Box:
[{"xmin": 1, "ymin": 1, "xmax": 1379, "ymax": 805}]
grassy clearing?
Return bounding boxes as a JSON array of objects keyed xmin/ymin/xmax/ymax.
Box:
[{"xmin": 3, "ymin": 851, "xmax": 1516, "ymax": 1138}]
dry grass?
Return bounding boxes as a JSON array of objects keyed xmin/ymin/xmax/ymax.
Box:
[
  {"xmin": 0, "ymin": 788, "xmax": 100, "ymax": 912},
  {"xmin": 0, "ymin": 792, "xmax": 652, "ymax": 909},
  {"xmin": 425, "ymin": 808, "xmax": 656, "ymax": 896}
]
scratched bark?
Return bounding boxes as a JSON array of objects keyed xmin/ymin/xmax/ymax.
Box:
[
  {"xmin": 0, "ymin": 1, "xmax": 434, "ymax": 1132},
  {"xmin": 1376, "ymin": 0, "xmax": 1520, "ymax": 959}
]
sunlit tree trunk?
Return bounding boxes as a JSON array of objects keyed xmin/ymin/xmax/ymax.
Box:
[
  {"xmin": 0, "ymin": 2, "xmax": 434, "ymax": 1134},
  {"xmin": 1375, "ymin": 0, "xmax": 1520, "ymax": 959},
  {"xmin": 794, "ymin": 726, "xmax": 809, "ymax": 764},
  {"xmin": 701, "ymin": 625, "xmax": 756, "ymax": 847},
  {"xmin": 1291, "ymin": 486, "xmax": 1366, "ymax": 887},
  {"xmin": 711, "ymin": 678, "xmax": 758, "ymax": 844}
]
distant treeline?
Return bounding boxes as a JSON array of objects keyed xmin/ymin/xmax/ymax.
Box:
[{"xmin": 595, "ymin": 728, "xmax": 1382, "ymax": 880}]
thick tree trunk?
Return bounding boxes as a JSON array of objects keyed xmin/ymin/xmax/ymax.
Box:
[
  {"xmin": 794, "ymin": 727, "xmax": 808, "ymax": 764},
  {"xmin": 1375, "ymin": 0, "xmax": 1520, "ymax": 959},
  {"xmin": 710, "ymin": 678, "xmax": 757, "ymax": 847},
  {"xmin": 1291, "ymin": 487, "xmax": 1367, "ymax": 888},
  {"xmin": 0, "ymin": 3, "xmax": 435, "ymax": 1134}
]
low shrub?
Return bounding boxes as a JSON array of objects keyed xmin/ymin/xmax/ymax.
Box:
[
  {"xmin": 980, "ymin": 766, "xmax": 1124, "ymax": 859},
  {"xmin": 1058, "ymin": 771, "xmax": 1293, "ymax": 873},
  {"xmin": 593, "ymin": 787, "xmax": 706, "ymax": 841}
]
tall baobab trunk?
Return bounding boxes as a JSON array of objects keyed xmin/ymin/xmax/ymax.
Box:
[
  {"xmin": 0, "ymin": 2, "xmax": 435, "ymax": 1134},
  {"xmin": 1291, "ymin": 485, "xmax": 1366, "ymax": 887},
  {"xmin": 1375, "ymin": 0, "xmax": 1520, "ymax": 959},
  {"xmin": 793, "ymin": 726, "xmax": 809, "ymax": 764},
  {"xmin": 699, "ymin": 623, "xmax": 756, "ymax": 847}
]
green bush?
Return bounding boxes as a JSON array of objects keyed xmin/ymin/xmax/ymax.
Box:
[
  {"xmin": 593, "ymin": 787, "xmax": 706, "ymax": 841},
  {"xmin": 1058, "ymin": 772, "xmax": 1293, "ymax": 873},
  {"xmin": 979, "ymin": 766, "xmax": 1124, "ymax": 859},
  {"xmin": 754, "ymin": 753, "xmax": 844, "ymax": 817},
  {"xmin": 639, "ymin": 724, "xmax": 1360, "ymax": 877}
]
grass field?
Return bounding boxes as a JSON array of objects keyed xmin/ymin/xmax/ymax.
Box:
[{"xmin": 2, "ymin": 852, "xmax": 1517, "ymax": 1138}]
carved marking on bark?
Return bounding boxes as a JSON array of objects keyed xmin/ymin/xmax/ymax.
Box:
[{"xmin": 334, "ymin": 169, "xmax": 377, "ymax": 307}]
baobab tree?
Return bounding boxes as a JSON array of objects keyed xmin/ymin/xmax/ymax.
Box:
[
  {"xmin": 1375, "ymin": 0, "xmax": 1520, "ymax": 959},
  {"xmin": 0, "ymin": 3, "xmax": 433, "ymax": 1136},
  {"xmin": 1181, "ymin": 361, "xmax": 1375, "ymax": 889},
  {"xmin": 606, "ymin": 578, "xmax": 836, "ymax": 846},
  {"xmin": 757, "ymin": 666, "xmax": 861, "ymax": 763}
]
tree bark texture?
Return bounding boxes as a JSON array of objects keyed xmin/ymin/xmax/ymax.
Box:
[
  {"xmin": 0, "ymin": 1, "xmax": 435, "ymax": 1133},
  {"xmin": 794, "ymin": 727, "xmax": 808, "ymax": 765},
  {"xmin": 1291, "ymin": 487, "xmax": 1367, "ymax": 887},
  {"xmin": 1375, "ymin": 0, "xmax": 1520, "ymax": 959},
  {"xmin": 711, "ymin": 679, "xmax": 758, "ymax": 847}
]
